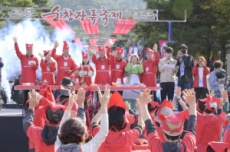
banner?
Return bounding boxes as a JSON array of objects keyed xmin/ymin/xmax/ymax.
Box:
[{"xmin": 159, "ymin": 40, "xmax": 168, "ymax": 58}]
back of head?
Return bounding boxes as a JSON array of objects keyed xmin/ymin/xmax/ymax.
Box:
[
  {"xmin": 59, "ymin": 117, "xmax": 87, "ymax": 145},
  {"xmin": 46, "ymin": 107, "xmax": 64, "ymax": 124},
  {"xmin": 108, "ymin": 106, "xmax": 126, "ymax": 131}
]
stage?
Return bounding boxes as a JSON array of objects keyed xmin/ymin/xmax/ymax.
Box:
[{"xmin": 0, "ymin": 108, "xmax": 28, "ymax": 152}]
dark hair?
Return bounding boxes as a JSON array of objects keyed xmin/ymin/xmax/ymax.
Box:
[
  {"xmin": 148, "ymin": 103, "xmax": 158, "ymax": 113},
  {"xmin": 108, "ymin": 106, "xmax": 126, "ymax": 131},
  {"xmin": 46, "ymin": 108, "xmax": 64, "ymax": 124},
  {"xmin": 58, "ymin": 117, "xmax": 86, "ymax": 144},
  {"xmin": 82, "ymin": 60, "xmax": 89, "ymax": 65},
  {"xmin": 164, "ymin": 132, "xmax": 180, "ymax": 141},
  {"xmin": 213, "ymin": 60, "xmax": 223, "ymax": 69},
  {"xmin": 180, "ymin": 49, "xmax": 187, "ymax": 55},
  {"xmin": 180, "ymin": 44, "xmax": 188, "ymax": 50},
  {"xmin": 198, "ymin": 100, "xmax": 206, "ymax": 113},
  {"xmin": 204, "ymin": 108, "xmax": 216, "ymax": 114},
  {"xmin": 165, "ymin": 47, "xmax": 174, "ymax": 53},
  {"xmin": 206, "ymin": 145, "xmax": 228, "ymax": 152}
]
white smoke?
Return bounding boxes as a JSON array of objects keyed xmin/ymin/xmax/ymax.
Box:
[{"xmin": 0, "ymin": 19, "xmax": 83, "ymax": 103}]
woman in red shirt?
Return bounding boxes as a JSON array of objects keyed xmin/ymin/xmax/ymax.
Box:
[{"xmin": 192, "ymin": 56, "xmax": 210, "ymax": 100}]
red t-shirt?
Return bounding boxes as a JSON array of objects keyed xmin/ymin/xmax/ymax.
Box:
[
  {"xmin": 15, "ymin": 43, "xmax": 38, "ymax": 84},
  {"xmin": 40, "ymin": 59, "xmax": 56, "ymax": 85}
]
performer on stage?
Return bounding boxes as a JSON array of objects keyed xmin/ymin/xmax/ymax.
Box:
[
  {"xmin": 91, "ymin": 46, "xmax": 110, "ymax": 85},
  {"xmin": 78, "ymin": 51, "xmax": 94, "ymax": 86},
  {"xmin": 13, "ymin": 36, "xmax": 38, "ymax": 107},
  {"xmin": 40, "ymin": 50, "xmax": 57, "ymax": 85},
  {"xmin": 51, "ymin": 41, "xmax": 77, "ymax": 84},
  {"xmin": 141, "ymin": 44, "xmax": 160, "ymax": 102},
  {"xmin": 109, "ymin": 47, "xmax": 127, "ymax": 85},
  {"xmin": 13, "ymin": 37, "xmax": 38, "ymax": 85}
]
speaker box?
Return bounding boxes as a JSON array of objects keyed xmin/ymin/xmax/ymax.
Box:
[{"xmin": 0, "ymin": 116, "xmax": 28, "ymax": 152}]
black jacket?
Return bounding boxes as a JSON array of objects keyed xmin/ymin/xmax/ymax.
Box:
[{"xmin": 176, "ymin": 55, "xmax": 194, "ymax": 82}]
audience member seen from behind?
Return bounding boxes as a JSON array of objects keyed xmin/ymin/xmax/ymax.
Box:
[
  {"xmin": 55, "ymin": 86, "xmax": 110, "ymax": 152},
  {"xmin": 139, "ymin": 89, "xmax": 197, "ymax": 152}
]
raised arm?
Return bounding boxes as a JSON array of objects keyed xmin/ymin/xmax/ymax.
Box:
[
  {"xmin": 82, "ymin": 85, "xmax": 110, "ymax": 152},
  {"xmin": 13, "ymin": 36, "xmax": 23, "ymax": 60},
  {"xmin": 51, "ymin": 41, "xmax": 60, "ymax": 61}
]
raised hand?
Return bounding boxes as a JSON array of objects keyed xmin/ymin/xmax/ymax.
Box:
[
  {"xmin": 76, "ymin": 88, "xmax": 85, "ymax": 107},
  {"xmin": 153, "ymin": 43, "xmax": 158, "ymax": 51},
  {"xmin": 67, "ymin": 90, "xmax": 76, "ymax": 110},
  {"xmin": 138, "ymin": 89, "xmax": 152, "ymax": 104},
  {"xmin": 54, "ymin": 41, "xmax": 59, "ymax": 49},
  {"xmin": 206, "ymin": 90, "xmax": 215, "ymax": 97},
  {"xmin": 182, "ymin": 89, "xmax": 196, "ymax": 106},
  {"xmin": 28, "ymin": 89, "xmax": 40, "ymax": 109},
  {"xmin": 100, "ymin": 86, "xmax": 111, "ymax": 107},
  {"xmin": 13, "ymin": 36, "xmax": 17, "ymax": 43}
]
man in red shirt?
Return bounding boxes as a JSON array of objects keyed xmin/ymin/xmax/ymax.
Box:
[
  {"xmin": 141, "ymin": 44, "xmax": 160, "ymax": 101},
  {"xmin": 40, "ymin": 50, "xmax": 57, "ymax": 85},
  {"xmin": 91, "ymin": 46, "xmax": 110, "ymax": 85},
  {"xmin": 13, "ymin": 36, "xmax": 39, "ymax": 107},
  {"xmin": 51, "ymin": 41, "xmax": 77, "ymax": 84},
  {"xmin": 110, "ymin": 47, "xmax": 127, "ymax": 85}
]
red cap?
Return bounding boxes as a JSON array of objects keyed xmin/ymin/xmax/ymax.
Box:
[
  {"xmin": 116, "ymin": 47, "xmax": 124, "ymax": 54},
  {"xmin": 63, "ymin": 41, "xmax": 69, "ymax": 50},
  {"xmin": 26, "ymin": 44, "xmax": 33, "ymax": 50},
  {"xmin": 205, "ymin": 96, "xmax": 220, "ymax": 111},
  {"xmin": 155, "ymin": 100, "xmax": 174, "ymax": 124},
  {"xmin": 43, "ymin": 50, "xmax": 51, "ymax": 56},
  {"xmin": 82, "ymin": 51, "xmax": 89, "ymax": 59},
  {"xmin": 146, "ymin": 48, "xmax": 154, "ymax": 54},
  {"xmin": 149, "ymin": 101, "xmax": 159, "ymax": 109},
  {"xmin": 39, "ymin": 84, "xmax": 55, "ymax": 102},
  {"xmin": 159, "ymin": 110, "xmax": 189, "ymax": 136},
  {"xmin": 45, "ymin": 101, "xmax": 66, "ymax": 112},
  {"xmin": 207, "ymin": 141, "xmax": 230, "ymax": 151},
  {"xmin": 98, "ymin": 46, "xmax": 105, "ymax": 52},
  {"xmin": 108, "ymin": 92, "xmax": 126, "ymax": 110},
  {"xmin": 85, "ymin": 86, "xmax": 92, "ymax": 100}
]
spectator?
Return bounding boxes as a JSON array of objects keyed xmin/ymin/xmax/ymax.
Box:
[
  {"xmin": 53, "ymin": 77, "xmax": 74, "ymax": 100},
  {"xmin": 208, "ymin": 60, "xmax": 226, "ymax": 98},
  {"xmin": 158, "ymin": 47, "xmax": 177, "ymax": 101},
  {"xmin": 139, "ymin": 89, "xmax": 197, "ymax": 152},
  {"xmin": 55, "ymin": 86, "xmax": 110, "ymax": 152}
]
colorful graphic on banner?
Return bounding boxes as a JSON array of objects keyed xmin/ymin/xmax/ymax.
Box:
[{"xmin": 159, "ymin": 40, "xmax": 168, "ymax": 58}]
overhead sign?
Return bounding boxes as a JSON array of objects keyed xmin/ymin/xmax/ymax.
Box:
[{"xmin": 0, "ymin": 5, "xmax": 186, "ymax": 26}]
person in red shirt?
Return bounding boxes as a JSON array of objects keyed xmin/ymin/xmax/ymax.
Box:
[
  {"xmin": 110, "ymin": 47, "xmax": 127, "ymax": 85},
  {"xmin": 40, "ymin": 50, "xmax": 57, "ymax": 85},
  {"xmin": 91, "ymin": 46, "xmax": 110, "ymax": 85},
  {"xmin": 13, "ymin": 36, "xmax": 39, "ymax": 108},
  {"xmin": 23, "ymin": 90, "xmax": 65, "ymax": 152},
  {"xmin": 141, "ymin": 44, "xmax": 160, "ymax": 101},
  {"xmin": 139, "ymin": 89, "xmax": 197, "ymax": 152},
  {"xmin": 79, "ymin": 51, "xmax": 94, "ymax": 86},
  {"xmin": 206, "ymin": 141, "xmax": 230, "ymax": 152},
  {"xmin": 92, "ymin": 91, "xmax": 144, "ymax": 152},
  {"xmin": 51, "ymin": 41, "xmax": 77, "ymax": 84},
  {"xmin": 224, "ymin": 114, "xmax": 230, "ymax": 145},
  {"xmin": 196, "ymin": 94, "xmax": 227, "ymax": 152},
  {"xmin": 13, "ymin": 36, "xmax": 39, "ymax": 84}
]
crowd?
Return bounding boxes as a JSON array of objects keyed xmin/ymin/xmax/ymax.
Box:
[{"xmin": 12, "ymin": 36, "xmax": 230, "ymax": 152}]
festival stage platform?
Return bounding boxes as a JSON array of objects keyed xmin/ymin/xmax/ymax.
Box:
[{"xmin": 0, "ymin": 108, "xmax": 28, "ymax": 152}]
